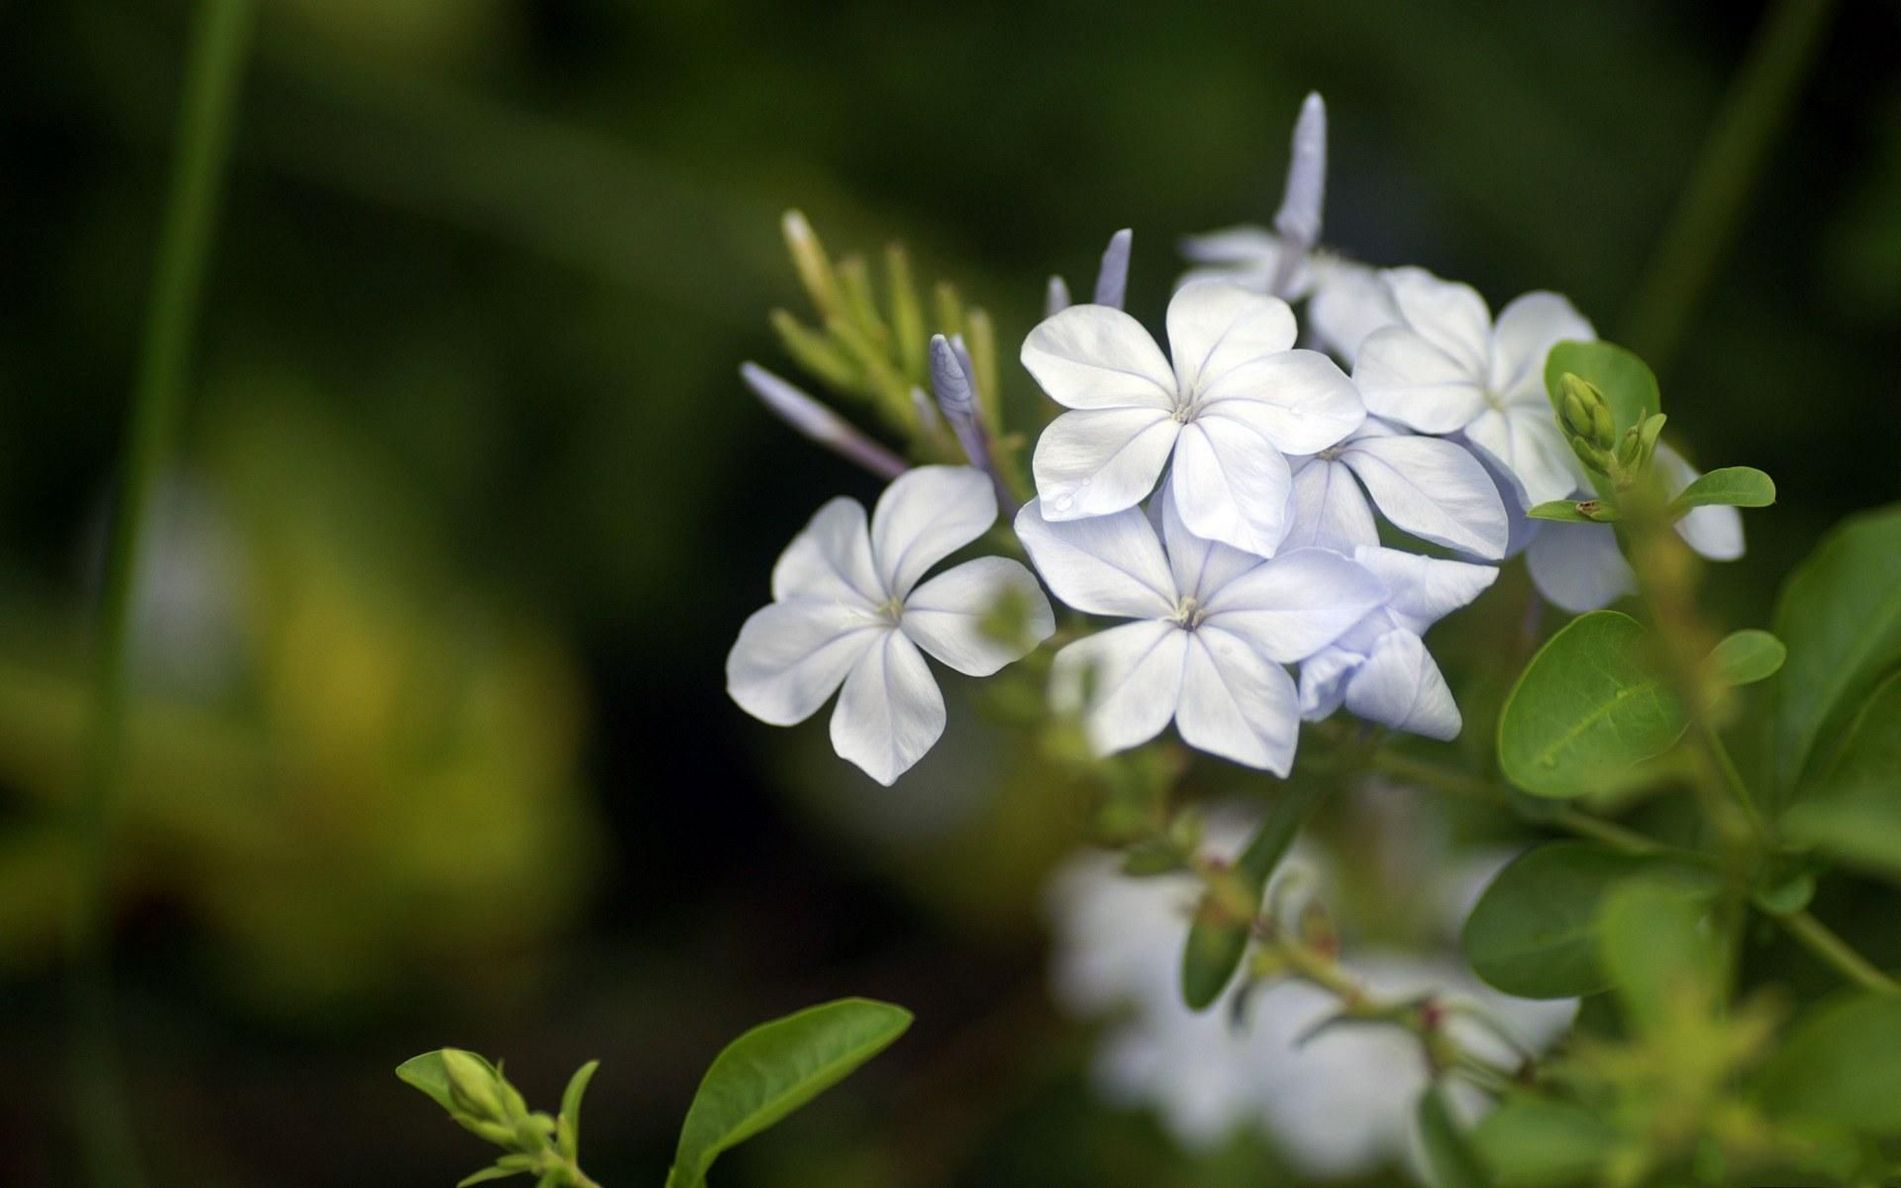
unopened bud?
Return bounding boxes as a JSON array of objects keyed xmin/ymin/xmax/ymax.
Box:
[
  {"xmin": 1590, "ymin": 401, "xmax": 1615, "ymax": 451},
  {"xmin": 740, "ymin": 363, "xmax": 907, "ymax": 480},
  {"xmin": 1558, "ymin": 374, "xmax": 1612, "ymax": 445},
  {"xmin": 1045, "ymin": 275, "xmax": 1071, "ymax": 318},
  {"xmin": 782, "ymin": 210, "xmax": 843, "ymax": 320},
  {"xmin": 1093, "ymin": 228, "xmax": 1132, "ymax": 310},
  {"xmin": 442, "ymin": 1050, "xmax": 505, "ymax": 1122},
  {"xmin": 1570, "ymin": 435, "xmax": 1609, "ymax": 476},
  {"xmin": 1616, "ymin": 426, "xmax": 1642, "ymax": 469}
]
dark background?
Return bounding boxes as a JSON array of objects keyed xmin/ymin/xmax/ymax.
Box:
[{"xmin": 2, "ymin": 1, "xmax": 1897, "ymax": 1185}]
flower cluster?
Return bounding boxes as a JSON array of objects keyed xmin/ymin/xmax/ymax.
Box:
[{"xmin": 724, "ymin": 92, "xmax": 1744, "ymax": 785}]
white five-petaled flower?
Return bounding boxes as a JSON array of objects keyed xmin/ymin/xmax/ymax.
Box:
[
  {"xmin": 726, "ymin": 466, "xmax": 1054, "ymax": 785},
  {"xmin": 1015, "ymin": 490, "xmax": 1384, "ymax": 773},
  {"xmin": 1022, "ymin": 281, "xmax": 1365, "ymax": 556},
  {"xmin": 1524, "ymin": 444, "xmax": 1745, "ymax": 613},
  {"xmin": 1287, "ymin": 416, "xmax": 1508, "ymax": 558},
  {"xmin": 1353, "ymin": 268, "xmax": 1594, "ymax": 509},
  {"xmin": 1298, "ymin": 547, "xmax": 1498, "ymax": 740}
]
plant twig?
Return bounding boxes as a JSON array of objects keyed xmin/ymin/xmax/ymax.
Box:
[{"xmin": 1778, "ymin": 910, "xmax": 1901, "ymax": 997}]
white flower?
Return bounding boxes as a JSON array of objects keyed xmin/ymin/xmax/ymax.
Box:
[
  {"xmin": 1299, "ymin": 547, "xmax": 1498, "ymax": 740},
  {"xmin": 726, "ymin": 466, "xmax": 1054, "ymax": 785},
  {"xmin": 1045, "ymin": 830, "xmax": 1575, "ymax": 1175},
  {"xmin": 1354, "ymin": 268, "xmax": 1594, "ymax": 509},
  {"xmin": 1021, "ymin": 281, "xmax": 1365, "ymax": 556},
  {"xmin": 1525, "ymin": 443, "xmax": 1745, "ymax": 613},
  {"xmin": 1287, "ymin": 416, "xmax": 1509, "ymax": 558},
  {"xmin": 1015, "ymin": 490, "xmax": 1383, "ymax": 772}
]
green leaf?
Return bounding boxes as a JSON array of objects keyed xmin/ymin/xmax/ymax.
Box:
[
  {"xmin": 1781, "ymin": 671, "xmax": 1901, "ymax": 879},
  {"xmin": 1471, "ymin": 1096, "xmax": 1615, "ymax": 1187},
  {"xmin": 1757, "ymin": 995, "xmax": 1901, "ymax": 1134},
  {"xmin": 458, "ymin": 1164, "xmax": 529, "ymax": 1187},
  {"xmin": 1499, "ymin": 611, "xmax": 1688, "ymax": 799},
  {"xmin": 1418, "ymin": 1084, "xmax": 1493, "ymax": 1188},
  {"xmin": 1597, "ymin": 879, "xmax": 1721, "ymax": 1034},
  {"xmin": 1544, "ymin": 340, "xmax": 1659, "ymax": 434},
  {"xmin": 1705, "ymin": 629, "xmax": 1786, "ymax": 687},
  {"xmin": 1527, "ymin": 500, "xmax": 1615, "ymax": 524},
  {"xmin": 668, "ymin": 998, "xmax": 911, "ymax": 1188},
  {"xmin": 1772, "ymin": 505, "xmax": 1901, "ymax": 801},
  {"xmin": 1669, "ymin": 466, "xmax": 1775, "ymax": 513},
  {"xmin": 556, "ymin": 1060, "xmax": 598, "ymax": 1160},
  {"xmin": 1180, "ymin": 780, "xmax": 1328, "ymax": 1010},
  {"xmin": 397, "ymin": 1051, "xmax": 459, "ymax": 1114},
  {"xmin": 1463, "ymin": 842, "xmax": 1717, "ymax": 999}
]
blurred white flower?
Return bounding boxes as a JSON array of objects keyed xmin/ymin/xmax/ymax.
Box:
[
  {"xmin": 1298, "ymin": 547, "xmax": 1498, "ymax": 740},
  {"xmin": 1525, "ymin": 443, "xmax": 1745, "ymax": 613},
  {"xmin": 1016, "ymin": 490, "xmax": 1383, "ymax": 773},
  {"xmin": 1286, "ymin": 417, "xmax": 1509, "ymax": 559},
  {"xmin": 1021, "ymin": 280, "xmax": 1364, "ymax": 555},
  {"xmin": 1046, "ymin": 826, "xmax": 1574, "ymax": 1178},
  {"xmin": 1354, "ymin": 269, "xmax": 1594, "ymax": 509},
  {"xmin": 726, "ymin": 466, "xmax": 1053, "ymax": 785}
]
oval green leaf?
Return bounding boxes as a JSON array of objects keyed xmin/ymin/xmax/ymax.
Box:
[
  {"xmin": 1757, "ymin": 994, "xmax": 1901, "ymax": 1135},
  {"xmin": 1499, "ymin": 611, "xmax": 1688, "ymax": 799},
  {"xmin": 395, "ymin": 1050, "xmax": 459, "ymax": 1114},
  {"xmin": 1772, "ymin": 504, "xmax": 1901, "ymax": 802},
  {"xmin": 1705, "ymin": 628, "xmax": 1786, "ymax": 687},
  {"xmin": 1780, "ymin": 671, "xmax": 1901, "ymax": 880},
  {"xmin": 668, "ymin": 998, "xmax": 911, "ymax": 1188},
  {"xmin": 1669, "ymin": 465, "xmax": 1775, "ymax": 512},
  {"xmin": 1596, "ymin": 879, "xmax": 1721, "ymax": 1034},
  {"xmin": 1462, "ymin": 842, "xmax": 1716, "ymax": 999}
]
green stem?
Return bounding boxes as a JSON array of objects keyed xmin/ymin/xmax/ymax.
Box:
[
  {"xmin": 67, "ymin": 4, "xmax": 255, "ymax": 1185},
  {"xmin": 1621, "ymin": 0, "xmax": 1838, "ymax": 373},
  {"xmin": 1365, "ymin": 749, "xmax": 1664, "ymax": 857},
  {"xmin": 1779, "ymin": 910, "xmax": 1901, "ymax": 997}
]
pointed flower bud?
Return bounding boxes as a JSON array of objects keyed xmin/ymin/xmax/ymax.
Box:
[
  {"xmin": 442, "ymin": 1049, "xmax": 506, "ymax": 1122},
  {"xmin": 1558, "ymin": 373, "xmax": 1617, "ymax": 452},
  {"xmin": 740, "ymin": 363, "xmax": 907, "ymax": 480},
  {"xmin": 1093, "ymin": 228, "xmax": 1132, "ymax": 310},
  {"xmin": 1045, "ymin": 275, "xmax": 1072, "ymax": 318},
  {"xmin": 782, "ymin": 210, "xmax": 843, "ymax": 321},
  {"xmin": 1269, "ymin": 92, "xmax": 1327, "ymax": 297}
]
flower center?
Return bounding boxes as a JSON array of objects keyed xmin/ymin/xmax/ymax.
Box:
[
  {"xmin": 1171, "ymin": 596, "xmax": 1206, "ymax": 631},
  {"xmin": 1171, "ymin": 398, "xmax": 1196, "ymax": 424},
  {"xmin": 877, "ymin": 596, "xmax": 905, "ymax": 625},
  {"xmin": 1482, "ymin": 386, "xmax": 1507, "ymax": 412},
  {"xmin": 1317, "ymin": 444, "xmax": 1345, "ymax": 462}
]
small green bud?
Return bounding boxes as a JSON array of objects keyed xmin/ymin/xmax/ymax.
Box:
[
  {"xmin": 1590, "ymin": 401, "xmax": 1615, "ymax": 451},
  {"xmin": 782, "ymin": 210, "xmax": 844, "ymax": 321},
  {"xmin": 442, "ymin": 1050, "xmax": 506, "ymax": 1122},
  {"xmin": 1559, "ymin": 380, "xmax": 1594, "ymax": 440},
  {"xmin": 1616, "ymin": 426, "xmax": 1642, "ymax": 469},
  {"xmin": 1569, "ymin": 435, "xmax": 1608, "ymax": 476}
]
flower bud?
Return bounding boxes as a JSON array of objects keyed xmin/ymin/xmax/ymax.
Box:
[
  {"xmin": 782, "ymin": 210, "xmax": 843, "ymax": 321},
  {"xmin": 740, "ymin": 363, "xmax": 907, "ymax": 480},
  {"xmin": 1093, "ymin": 228, "xmax": 1132, "ymax": 310},
  {"xmin": 1569, "ymin": 435, "xmax": 1609, "ymax": 477},
  {"xmin": 1558, "ymin": 373, "xmax": 1614, "ymax": 448},
  {"xmin": 442, "ymin": 1049, "xmax": 505, "ymax": 1122},
  {"xmin": 1045, "ymin": 275, "xmax": 1071, "ymax": 318}
]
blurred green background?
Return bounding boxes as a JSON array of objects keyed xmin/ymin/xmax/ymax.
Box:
[{"xmin": 2, "ymin": 0, "xmax": 1897, "ymax": 1184}]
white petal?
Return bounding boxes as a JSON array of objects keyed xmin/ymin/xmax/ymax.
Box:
[
  {"xmin": 1031, "ymin": 407, "xmax": 1178, "ymax": 520},
  {"xmin": 1179, "ymin": 225, "xmax": 1285, "ymax": 267},
  {"xmin": 727, "ymin": 600, "xmax": 882, "ymax": 726},
  {"xmin": 1014, "ymin": 500, "xmax": 1177, "ymax": 618},
  {"xmin": 830, "ymin": 630, "xmax": 946, "ymax": 785},
  {"xmin": 1525, "ymin": 520, "xmax": 1635, "ymax": 613},
  {"xmin": 1488, "ymin": 291, "xmax": 1593, "ymax": 402},
  {"xmin": 1349, "ymin": 546, "xmax": 1499, "ymax": 635},
  {"xmin": 1352, "ymin": 326, "xmax": 1488, "ymax": 434},
  {"xmin": 1177, "ymin": 627, "xmax": 1302, "ymax": 773},
  {"xmin": 1171, "ymin": 418, "xmax": 1296, "ymax": 557},
  {"xmin": 1381, "ymin": 267, "xmax": 1491, "ymax": 374},
  {"xmin": 1342, "ymin": 433, "xmax": 1509, "ymax": 558},
  {"xmin": 1196, "ymin": 349, "xmax": 1365, "ymax": 455},
  {"xmin": 1308, "ymin": 261, "xmax": 1400, "ymax": 364},
  {"xmin": 1286, "ymin": 457, "xmax": 1378, "ymax": 554},
  {"xmin": 1343, "ymin": 630, "xmax": 1461, "ymax": 739},
  {"xmin": 1050, "ymin": 621, "xmax": 1189, "ymax": 757},
  {"xmin": 1201, "ymin": 548, "xmax": 1386, "ymax": 663},
  {"xmin": 1161, "ymin": 481, "xmax": 1267, "ymax": 603},
  {"xmin": 902, "ymin": 556, "xmax": 1055, "ymax": 676},
  {"xmin": 1462, "ymin": 405, "xmax": 1581, "ymax": 508},
  {"xmin": 1165, "ymin": 282, "xmax": 1298, "ymax": 395},
  {"xmin": 867, "ymin": 465, "xmax": 998, "ymax": 599},
  {"xmin": 1298, "ymin": 645, "xmax": 1361, "ymax": 720},
  {"xmin": 1654, "ymin": 444, "xmax": 1745, "ymax": 561},
  {"xmin": 1021, "ymin": 304, "xmax": 1178, "ymax": 411},
  {"xmin": 771, "ymin": 496, "xmax": 884, "ymax": 604}
]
